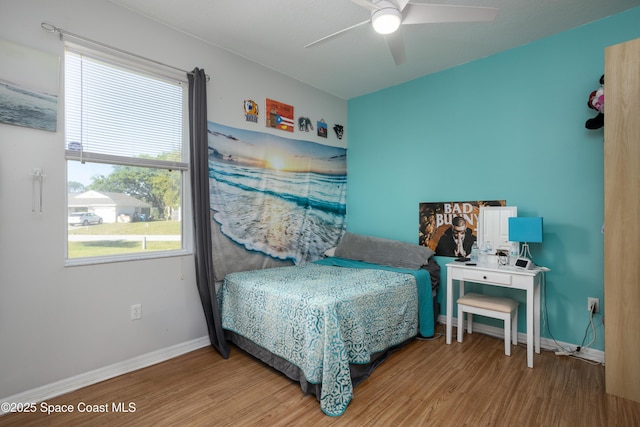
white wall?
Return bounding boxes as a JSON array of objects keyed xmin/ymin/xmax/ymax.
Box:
[{"xmin": 0, "ymin": 0, "xmax": 347, "ymax": 400}]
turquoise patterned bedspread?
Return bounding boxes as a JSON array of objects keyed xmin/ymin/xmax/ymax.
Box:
[{"xmin": 220, "ymin": 257, "xmax": 433, "ymax": 416}]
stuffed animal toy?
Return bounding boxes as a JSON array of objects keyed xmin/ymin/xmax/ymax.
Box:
[{"xmin": 585, "ymin": 74, "xmax": 604, "ymax": 130}]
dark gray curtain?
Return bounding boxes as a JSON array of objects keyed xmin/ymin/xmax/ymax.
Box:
[{"xmin": 188, "ymin": 68, "xmax": 230, "ymax": 358}]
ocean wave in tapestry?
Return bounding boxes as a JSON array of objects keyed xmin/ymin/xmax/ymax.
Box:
[{"xmin": 208, "ymin": 121, "xmax": 347, "ymax": 275}]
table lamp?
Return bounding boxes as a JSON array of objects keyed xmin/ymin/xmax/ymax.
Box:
[{"xmin": 508, "ymin": 217, "xmax": 543, "ymax": 263}]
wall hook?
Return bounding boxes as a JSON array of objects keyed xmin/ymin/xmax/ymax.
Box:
[{"xmin": 32, "ymin": 168, "xmax": 45, "ymax": 213}]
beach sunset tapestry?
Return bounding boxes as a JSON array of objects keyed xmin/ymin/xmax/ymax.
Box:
[{"xmin": 207, "ymin": 121, "xmax": 347, "ymax": 279}]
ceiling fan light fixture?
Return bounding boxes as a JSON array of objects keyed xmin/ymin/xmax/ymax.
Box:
[{"xmin": 371, "ymin": 5, "xmax": 401, "ymax": 35}]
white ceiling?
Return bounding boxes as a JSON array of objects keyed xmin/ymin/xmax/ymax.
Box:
[{"xmin": 110, "ymin": 0, "xmax": 639, "ymax": 100}]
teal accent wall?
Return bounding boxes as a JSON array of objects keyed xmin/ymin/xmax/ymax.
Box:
[{"xmin": 347, "ymin": 7, "xmax": 640, "ymax": 351}]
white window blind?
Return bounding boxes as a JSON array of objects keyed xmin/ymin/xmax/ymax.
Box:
[{"xmin": 65, "ymin": 48, "xmax": 187, "ymax": 170}]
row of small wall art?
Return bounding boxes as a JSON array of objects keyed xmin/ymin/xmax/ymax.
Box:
[{"xmin": 243, "ymin": 98, "xmax": 344, "ymax": 140}]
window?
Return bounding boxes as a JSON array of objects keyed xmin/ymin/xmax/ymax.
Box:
[{"xmin": 65, "ymin": 45, "xmax": 189, "ymax": 264}]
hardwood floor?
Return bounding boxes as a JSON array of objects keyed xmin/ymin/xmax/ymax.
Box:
[{"xmin": 3, "ymin": 327, "xmax": 640, "ymax": 426}]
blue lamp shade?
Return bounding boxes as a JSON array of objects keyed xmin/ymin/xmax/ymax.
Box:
[{"xmin": 508, "ymin": 217, "xmax": 543, "ymax": 243}]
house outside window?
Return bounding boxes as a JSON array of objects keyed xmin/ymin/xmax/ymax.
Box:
[{"xmin": 65, "ymin": 45, "xmax": 190, "ymax": 264}]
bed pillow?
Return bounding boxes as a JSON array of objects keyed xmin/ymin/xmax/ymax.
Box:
[{"xmin": 334, "ymin": 232, "xmax": 435, "ymax": 270}]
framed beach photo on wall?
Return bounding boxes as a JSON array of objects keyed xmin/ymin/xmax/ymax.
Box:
[{"xmin": 0, "ymin": 38, "xmax": 59, "ymax": 132}]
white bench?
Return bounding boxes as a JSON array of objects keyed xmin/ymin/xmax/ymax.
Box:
[{"xmin": 457, "ymin": 293, "xmax": 518, "ymax": 356}]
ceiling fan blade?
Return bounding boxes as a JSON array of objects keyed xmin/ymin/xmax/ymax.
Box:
[
  {"xmin": 402, "ymin": 4, "xmax": 499, "ymax": 25},
  {"xmin": 350, "ymin": 0, "xmax": 379, "ymax": 12},
  {"xmin": 385, "ymin": 30, "xmax": 406, "ymax": 65},
  {"xmin": 304, "ymin": 19, "xmax": 370, "ymax": 48},
  {"xmin": 389, "ymin": 0, "xmax": 411, "ymax": 11}
]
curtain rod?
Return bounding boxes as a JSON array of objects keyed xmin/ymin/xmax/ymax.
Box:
[{"xmin": 41, "ymin": 22, "xmax": 209, "ymax": 81}]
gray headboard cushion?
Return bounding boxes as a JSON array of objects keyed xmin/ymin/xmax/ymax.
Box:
[{"xmin": 334, "ymin": 232, "xmax": 435, "ymax": 270}]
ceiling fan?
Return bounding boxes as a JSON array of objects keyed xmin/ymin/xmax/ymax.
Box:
[{"xmin": 304, "ymin": 0, "xmax": 499, "ymax": 65}]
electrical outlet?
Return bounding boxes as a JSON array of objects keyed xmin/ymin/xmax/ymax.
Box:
[
  {"xmin": 587, "ymin": 297, "xmax": 599, "ymax": 313},
  {"xmin": 130, "ymin": 303, "xmax": 142, "ymax": 320}
]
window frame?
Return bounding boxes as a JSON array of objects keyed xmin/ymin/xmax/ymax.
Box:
[{"xmin": 63, "ymin": 42, "xmax": 192, "ymax": 266}]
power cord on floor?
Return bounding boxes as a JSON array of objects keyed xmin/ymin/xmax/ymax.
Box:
[
  {"xmin": 578, "ymin": 303, "xmax": 597, "ymax": 351},
  {"xmin": 549, "ymin": 295, "xmax": 601, "ymax": 365}
]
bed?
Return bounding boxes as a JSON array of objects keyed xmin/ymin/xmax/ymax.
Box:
[{"xmin": 219, "ymin": 233, "xmax": 440, "ymax": 416}]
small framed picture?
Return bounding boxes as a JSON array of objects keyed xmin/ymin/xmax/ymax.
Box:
[{"xmin": 317, "ymin": 119, "xmax": 327, "ymax": 138}]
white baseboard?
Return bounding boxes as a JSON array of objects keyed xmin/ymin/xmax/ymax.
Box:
[
  {"xmin": 1, "ymin": 336, "xmax": 210, "ymax": 416},
  {"xmin": 438, "ymin": 315, "xmax": 605, "ymax": 364}
]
